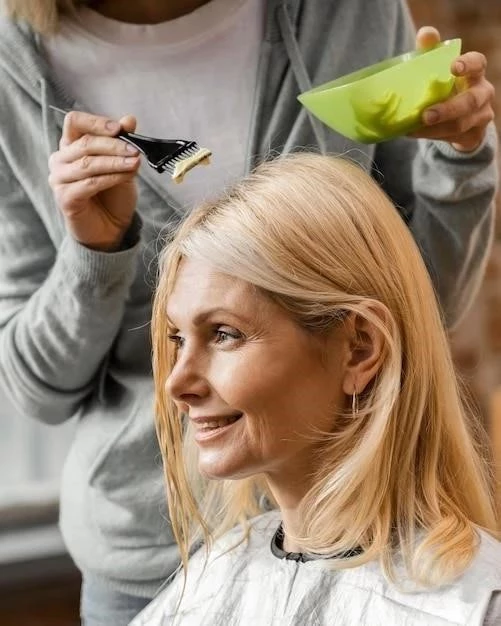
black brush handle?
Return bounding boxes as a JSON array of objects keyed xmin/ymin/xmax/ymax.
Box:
[{"xmin": 117, "ymin": 132, "xmax": 189, "ymax": 171}]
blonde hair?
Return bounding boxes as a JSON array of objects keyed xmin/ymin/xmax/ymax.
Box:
[
  {"xmin": 152, "ymin": 153, "xmax": 497, "ymax": 588},
  {"xmin": 2, "ymin": 0, "xmax": 89, "ymax": 34}
]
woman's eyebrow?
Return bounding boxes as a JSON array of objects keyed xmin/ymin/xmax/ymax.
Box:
[
  {"xmin": 192, "ymin": 307, "xmax": 248, "ymax": 325},
  {"xmin": 166, "ymin": 306, "xmax": 255, "ymax": 330}
]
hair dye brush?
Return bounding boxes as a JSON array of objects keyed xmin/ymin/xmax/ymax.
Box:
[{"xmin": 49, "ymin": 106, "xmax": 212, "ymax": 183}]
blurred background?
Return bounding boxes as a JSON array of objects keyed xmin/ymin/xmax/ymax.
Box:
[{"xmin": 0, "ymin": 1, "xmax": 500, "ymax": 624}]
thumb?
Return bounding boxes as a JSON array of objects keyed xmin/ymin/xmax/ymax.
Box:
[
  {"xmin": 415, "ymin": 26, "xmax": 441, "ymax": 51},
  {"xmin": 119, "ymin": 114, "xmax": 137, "ymax": 133}
]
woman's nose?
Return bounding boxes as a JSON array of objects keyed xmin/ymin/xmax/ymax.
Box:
[{"xmin": 166, "ymin": 350, "xmax": 209, "ymax": 403}]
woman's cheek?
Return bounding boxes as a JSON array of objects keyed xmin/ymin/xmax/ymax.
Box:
[{"xmin": 210, "ymin": 355, "xmax": 269, "ymax": 407}]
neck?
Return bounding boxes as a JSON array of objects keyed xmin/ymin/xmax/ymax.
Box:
[
  {"xmin": 265, "ymin": 473, "xmax": 312, "ymax": 553},
  {"xmin": 89, "ymin": 0, "xmax": 213, "ymax": 24},
  {"xmin": 279, "ymin": 508, "xmax": 303, "ymax": 553}
]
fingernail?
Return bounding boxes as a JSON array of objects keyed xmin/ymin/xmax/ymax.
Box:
[
  {"xmin": 106, "ymin": 120, "xmax": 120, "ymax": 132},
  {"xmin": 126, "ymin": 143, "xmax": 139, "ymax": 154},
  {"xmin": 424, "ymin": 109, "xmax": 439, "ymax": 124},
  {"xmin": 125, "ymin": 156, "xmax": 138, "ymax": 165},
  {"xmin": 455, "ymin": 60, "xmax": 465, "ymax": 74}
]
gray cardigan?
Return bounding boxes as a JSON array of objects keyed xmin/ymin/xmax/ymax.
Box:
[{"xmin": 0, "ymin": 0, "xmax": 497, "ymax": 596}]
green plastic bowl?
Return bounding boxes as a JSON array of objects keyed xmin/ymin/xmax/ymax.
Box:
[{"xmin": 298, "ymin": 39, "xmax": 462, "ymax": 144}]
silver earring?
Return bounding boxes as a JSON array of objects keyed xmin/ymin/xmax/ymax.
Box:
[{"xmin": 352, "ymin": 387, "xmax": 359, "ymax": 417}]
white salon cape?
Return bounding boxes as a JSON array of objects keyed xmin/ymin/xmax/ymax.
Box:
[{"xmin": 130, "ymin": 511, "xmax": 501, "ymax": 625}]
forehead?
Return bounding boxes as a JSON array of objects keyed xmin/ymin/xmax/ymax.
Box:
[{"xmin": 166, "ymin": 257, "xmax": 261, "ymax": 324}]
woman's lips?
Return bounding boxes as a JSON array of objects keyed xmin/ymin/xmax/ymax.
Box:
[{"xmin": 191, "ymin": 413, "xmax": 243, "ymax": 442}]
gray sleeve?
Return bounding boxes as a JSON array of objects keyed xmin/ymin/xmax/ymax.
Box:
[
  {"xmin": 0, "ymin": 159, "xmax": 141, "ymax": 424},
  {"xmin": 484, "ymin": 591, "xmax": 501, "ymax": 626},
  {"xmin": 375, "ymin": 126, "xmax": 497, "ymax": 330},
  {"xmin": 374, "ymin": 1, "xmax": 498, "ymax": 329}
]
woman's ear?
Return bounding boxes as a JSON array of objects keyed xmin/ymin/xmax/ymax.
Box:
[{"xmin": 341, "ymin": 304, "xmax": 388, "ymax": 396}]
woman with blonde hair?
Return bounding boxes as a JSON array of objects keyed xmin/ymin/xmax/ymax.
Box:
[
  {"xmin": 0, "ymin": 0, "xmax": 497, "ymax": 623},
  {"xmin": 134, "ymin": 153, "xmax": 501, "ymax": 625}
]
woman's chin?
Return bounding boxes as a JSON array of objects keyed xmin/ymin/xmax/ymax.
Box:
[{"xmin": 198, "ymin": 456, "xmax": 256, "ymax": 481}]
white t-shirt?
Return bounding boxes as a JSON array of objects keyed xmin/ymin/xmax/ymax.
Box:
[{"xmin": 42, "ymin": 0, "xmax": 264, "ymax": 209}]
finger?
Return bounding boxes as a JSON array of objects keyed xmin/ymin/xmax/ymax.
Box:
[
  {"xmin": 49, "ymin": 155, "xmax": 140, "ymax": 186},
  {"xmin": 452, "ymin": 51, "xmax": 487, "ymax": 79},
  {"xmin": 429, "ymin": 125, "xmax": 485, "ymax": 152},
  {"xmin": 451, "ymin": 127, "xmax": 487, "ymax": 152},
  {"xmin": 54, "ymin": 135, "xmax": 139, "ymax": 165},
  {"xmin": 54, "ymin": 172, "xmax": 138, "ymax": 206},
  {"xmin": 119, "ymin": 115, "xmax": 137, "ymax": 134},
  {"xmin": 60, "ymin": 111, "xmax": 121, "ymax": 148},
  {"xmin": 410, "ymin": 106, "xmax": 493, "ymax": 141},
  {"xmin": 422, "ymin": 82, "xmax": 494, "ymax": 126},
  {"xmin": 451, "ymin": 128, "xmax": 486, "ymax": 152},
  {"xmin": 408, "ymin": 126, "xmax": 485, "ymax": 152},
  {"xmin": 415, "ymin": 26, "xmax": 441, "ymax": 51}
]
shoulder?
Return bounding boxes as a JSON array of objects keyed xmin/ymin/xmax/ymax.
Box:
[
  {"xmin": 293, "ymin": 0, "xmax": 408, "ymax": 26},
  {"xmin": 435, "ymin": 530, "xmax": 501, "ymax": 624},
  {"xmin": 0, "ymin": 16, "xmax": 47, "ymax": 94},
  {"xmin": 130, "ymin": 511, "xmax": 281, "ymax": 626},
  {"xmin": 430, "ymin": 530, "xmax": 501, "ymax": 624},
  {"xmin": 337, "ymin": 529, "xmax": 501, "ymax": 625},
  {"xmin": 290, "ymin": 0, "xmax": 413, "ymax": 81},
  {"xmin": 467, "ymin": 529, "xmax": 501, "ymax": 586},
  {"xmin": 0, "ymin": 15, "xmax": 21, "ymax": 37},
  {"xmin": 203, "ymin": 510, "xmax": 281, "ymax": 561},
  {"xmin": 0, "ymin": 16, "xmax": 36, "ymax": 57},
  {"xmin": 162, "ymin": 511, "xmax": 281, "ymax": 589},
  {"xmin": 0, "ymin": 18, "xmax": 52, "ymax": 168}
]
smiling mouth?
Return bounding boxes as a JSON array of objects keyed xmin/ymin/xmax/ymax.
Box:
[{"xmin": 196, "ymin": 414, "xmax": 243, "ymax": 431}]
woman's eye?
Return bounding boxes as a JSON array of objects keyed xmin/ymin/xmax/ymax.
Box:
[
  {"xmin": 167, "ymin": 334, "xmax": 184, "ymax": 348},
  {"xmin": 214, "ymin": 327, "xmax": 242, "ymax": 344}
]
